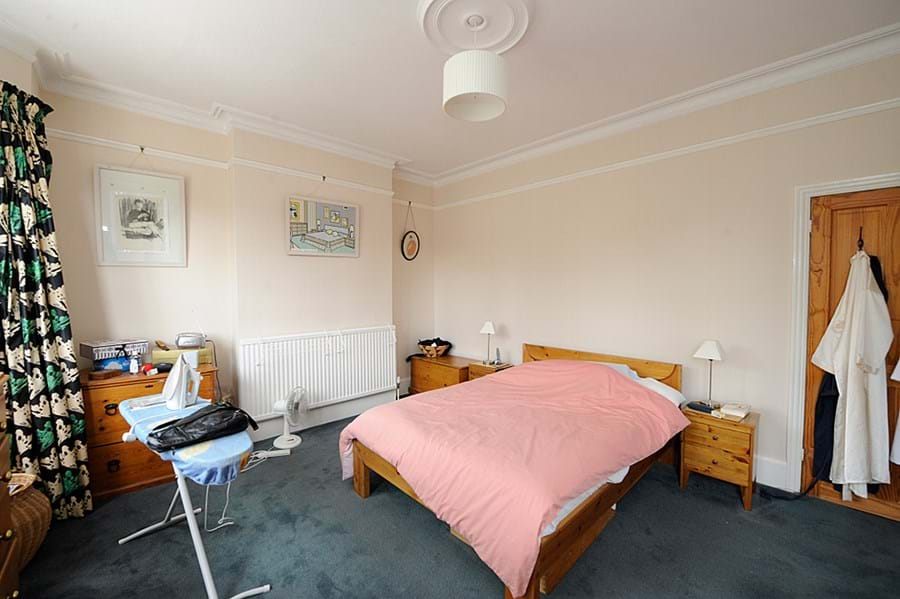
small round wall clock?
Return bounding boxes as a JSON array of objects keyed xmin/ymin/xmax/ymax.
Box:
[{"xmin": 401, "ymin": 230, "xmax": 420, "ymax": 261}]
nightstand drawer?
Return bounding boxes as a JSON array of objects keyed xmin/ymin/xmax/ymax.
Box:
[
  {"xmin": 683, "ymin": 443, "xmax": 750, "ymax": 486},
  {"xmin": 683, "ymin": 422, "xmax": 750, "ymax": 455}
]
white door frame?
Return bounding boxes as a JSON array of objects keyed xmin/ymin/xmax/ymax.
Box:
[{"xmin": 786, "ymin": 172, "xmax": 900, "ymax": 492}]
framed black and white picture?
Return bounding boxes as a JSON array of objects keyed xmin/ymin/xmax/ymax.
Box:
[{"xmin": 94, "ymin": 166, "xmax": 187, "ymax": 266}]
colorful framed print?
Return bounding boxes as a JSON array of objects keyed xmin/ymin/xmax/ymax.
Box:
[{"xmin": 287, "ymin": 196, "xmax": 359, "ymax": 257}]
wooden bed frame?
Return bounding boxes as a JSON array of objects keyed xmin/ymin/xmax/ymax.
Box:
[{"xmin": 352, "ymin": 343, "xmax": 682, "ymax": 599}]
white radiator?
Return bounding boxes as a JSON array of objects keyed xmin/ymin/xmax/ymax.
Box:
[{"xmin": 238, "ymin": 325, "xmax": 397, "ymax": 420}]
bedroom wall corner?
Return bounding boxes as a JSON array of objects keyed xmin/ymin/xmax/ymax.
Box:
[{"xmin": 392, "ymin": 176, "xmax": 435, "ymax": 392}]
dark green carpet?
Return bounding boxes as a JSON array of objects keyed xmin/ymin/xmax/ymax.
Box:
[{"xmin": 23, "ymin": 418, "xmax": 900, "ymax": 598}]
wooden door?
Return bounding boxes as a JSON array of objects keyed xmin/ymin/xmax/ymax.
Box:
[{"xmin": 804, "ymin": 186, "xmax": 900, "ymax": 521}]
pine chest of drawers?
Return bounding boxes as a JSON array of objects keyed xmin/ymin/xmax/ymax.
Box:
[
  {"xmin": 679, "ymin": 408, "xmax": 759, "ymax": 510},
  {"xmin": 409, "ymin": 355, "xmax": 471, "ymax": 394},
  {"xmin": 81, "ymin": 366, "xmax": 217, "ymax": 500}
]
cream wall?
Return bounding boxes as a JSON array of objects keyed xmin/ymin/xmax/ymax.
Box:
[
  {"xmin": 1, "ymin": 52, "xmax": 398, "ymax": 435},
  {"xmin": 231, "ymin": 131, "xmax": 394, "ymax": 339},
  {"xmin": 431, "ymin": 54, "xmax": 900, "ymax": 489},
  {"xmin": 0, "ymin": 47, "xmax": 35, "ymax": 93},
  {"xmin": 392, "ymin": 178, "xmax": 435, "ymax": 387}
]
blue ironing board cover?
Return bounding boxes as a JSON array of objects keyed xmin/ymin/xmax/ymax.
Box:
[{"xmin": 120, "ymin": 398, "xmax": 253, "ymax": 486}]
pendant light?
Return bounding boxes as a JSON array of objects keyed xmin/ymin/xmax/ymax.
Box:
[
  {"xmin": 418, "ymin": 0, "xmax": 530, "ymax": 122},
  {"xmin": 443, "ymin": 49, "xmax": 507, "ymax": 122}
]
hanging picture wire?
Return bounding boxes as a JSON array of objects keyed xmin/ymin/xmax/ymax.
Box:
[{"xmin": 401, "ymin": 201, "xmax": 420, "ymax": 261}]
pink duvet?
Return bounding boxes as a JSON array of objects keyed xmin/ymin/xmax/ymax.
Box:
[{"xmin": 339, "ymin": 359, "xmax": 689, "ymax": 596}]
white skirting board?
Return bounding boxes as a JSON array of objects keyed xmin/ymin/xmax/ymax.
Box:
[
  {"xmin": 249, "ymin": 389, "xmax": 395, "ymax": 443},
  {"xmin": 755, "ymin": 456, "xmax": 790, "ymax": 491},
  {"xmin": 398, "ymin": 377, "xmax": 411, "ymax": 396}
]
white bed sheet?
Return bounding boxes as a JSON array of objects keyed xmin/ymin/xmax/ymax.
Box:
[{"xmin": 541, "ymin": 465, "xmax": 629, "ymax": 536}]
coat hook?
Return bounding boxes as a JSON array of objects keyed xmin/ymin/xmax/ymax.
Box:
[{"xmin": 857, "ymin": 226, "xmax": 864, "ymax": 251}]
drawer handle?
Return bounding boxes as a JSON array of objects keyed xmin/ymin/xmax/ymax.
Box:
[
  {"xmin": 2, "ymin": 471, "xmax": 10, "ymax": 482},
  {"xmin": 144, "ymin": 383, "xmax": 155, "ymax": 389},
  {"xmin": 104, "ymin": 403, "xmax": 119, "ymax": 416},
  {"xmin": 2, "ymin": 528, "xmax": 13, "ymax": 541},
  {"xmin": 0, "ymin": 421, "xmax": 6, "ymax": 433},
  {"xmin": 12, "ymin": 590, "xmax": 20, "ymax": 598},
  {"xmin": 712, "ymin": 435, "xmax": 719, "ymax": 441},
  {"xmin": 711, "ymin": 459, "xmax": 719, "ymax": 465},
  {"xmin": 107, "ymin": 459, "xmax": 121, "ymax": 473}
]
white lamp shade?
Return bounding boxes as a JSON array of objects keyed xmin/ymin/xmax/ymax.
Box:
[
  {"xmin": 693, "ymin": 339, "xmax": 724, "ymax": 361},
  {"xmin": 480, "ymin": 320, "xmax": 496, "ymax": 335},
  {"xmin": 443, "ymin": 50, "xmax": 507, "ymax": 122}
]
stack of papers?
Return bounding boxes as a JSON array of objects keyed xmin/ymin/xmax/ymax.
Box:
[{"xmin": 711, "ymin": 403, "xmax": 750, "ymax": 421}]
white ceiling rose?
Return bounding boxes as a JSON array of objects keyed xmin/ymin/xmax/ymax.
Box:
[
  {"xmin": 418, "ymin": 0, "xmax": 533, "ymax": 55},
  {"xmin": 419, "ymin": 0, "xmax": 532, "ymax": 122}
]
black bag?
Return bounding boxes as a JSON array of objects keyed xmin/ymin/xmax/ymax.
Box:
[{"xmin": 147, "ymin": 402, "xmax": 259, "ymax": 452}]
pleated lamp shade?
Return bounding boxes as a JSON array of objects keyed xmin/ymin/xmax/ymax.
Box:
[{"xmin": 443, "ymin": 50, "xmax": 507, "ymax": 122}]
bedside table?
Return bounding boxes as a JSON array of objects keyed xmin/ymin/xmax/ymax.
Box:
[
  {"xmin": 679, "ymin": 408, "xmax": 759, "ymax": 510},
  {"xmin": 468, "ymin": 362, "xmax": 513, "ymax": 381},
  {"xmin": 409, "ymin": 355, "xmax": 472, "ymax": 394}
]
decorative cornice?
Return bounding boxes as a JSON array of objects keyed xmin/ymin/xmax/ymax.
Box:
[
  {"xmin": 213, "ymin": 104, "xmax": 407, "ymax": 169},
  {"xmin": 392, "ymin": 167, "xmax": 436, "ymax": 187},
  {"xmin": 405, "ymin": 21, "xmax": 900, "ymax": 187},
  {"xmin": 434, "ymin": 97, "xmax": 900, "ymax": 210},
  {"xmin": 4, "ymin": 19, "xmax": 899, "ymax": 186}
]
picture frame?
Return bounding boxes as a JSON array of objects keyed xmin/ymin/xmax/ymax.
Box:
[
  {"xmin": 287, "ymin": 196, "xmax": 359, "ymax": 257},
  {"xmin": 401, "ymin": 230, "xmax": 420, "ymax": 261},
  {"xmin": 94, "ymin": 166, "xmax": 187, "ymax": 267}
]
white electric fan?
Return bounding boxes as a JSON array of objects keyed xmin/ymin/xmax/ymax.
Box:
[{"xmin": 272, "ymin": 386, "xmax": 306, "ymax": 451}]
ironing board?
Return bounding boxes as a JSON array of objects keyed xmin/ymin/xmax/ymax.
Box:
[{"xmin": 119, "ymin": 398, "xmax": 271, "ymax": 599}]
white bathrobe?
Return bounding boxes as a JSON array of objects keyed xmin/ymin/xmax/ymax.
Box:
[
  {"xmin": 812, "ymin": 251, "xmax": 893, "ymax": 500},
  {"xmin": 891, "ymin": 361, "xmax": 900, "ymax": 465}
]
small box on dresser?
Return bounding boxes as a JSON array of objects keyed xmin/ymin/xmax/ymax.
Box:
[
  {"xmin": 679, "ymin": 407, "xmax": 759, "ymax": 510},
  {"xmin": 81, "ymin": 365, "xmax": 217, "ymax": 500},
  {"xmin": 0, "ymin": 374, "xmax": 20, "ymax": 599}
]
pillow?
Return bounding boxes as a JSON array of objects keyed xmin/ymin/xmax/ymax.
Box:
[
  {"xmin": 636, "ymin": 376, "xmax": 688, "ymax": 408},
  {"xmin": 589, "ymin": 361, "xmax": 639, "ymax": 380}
]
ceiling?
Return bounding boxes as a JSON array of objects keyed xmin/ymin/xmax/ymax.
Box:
[{"xmin": 1, "ymin": 1, "xmax": 899, "ymax": 181}]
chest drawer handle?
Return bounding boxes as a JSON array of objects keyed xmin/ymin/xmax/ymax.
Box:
[
  {"xmin": 107, "ymin": 459, "xmax": 121, "ymax": 473},
  {"xmin": 144, "ymin": 383, "xmax": 156, "ymax": 389},
  {"xmin": 2, "ymin": 528, "xmax": 13, "ymax": 541},
  {"xmin": 711, "ymin": 459, "xmax": 719, "ymax": 465},
  {"xmin": 2, "ymin": 471, "xmax": 11, "ymax": 482},
  {"xmin": 712, "ymin": 435, "xmax": 719, "ymax": 441},
  {"xmin": 0, "ymin": 421, "xmax": 6, "ymax": 433},
  {"xmin": 104, "ymin": 403, "xmax": 119, "ymax": 416}
]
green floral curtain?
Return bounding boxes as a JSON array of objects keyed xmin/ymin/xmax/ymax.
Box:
[{"xmin": 0, "ymin": 81, "xmax": 91, "ymax": 518}]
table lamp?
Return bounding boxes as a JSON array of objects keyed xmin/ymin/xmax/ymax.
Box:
[
  {"xmin": 480, "ymin": 321, "xmax": 496, "ymax": 364},
  {"xmin": 693, "ymin": 339, "xmax": 724, "ymax": 405}
]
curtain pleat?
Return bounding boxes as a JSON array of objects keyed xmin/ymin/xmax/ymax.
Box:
[{"xmin": 0, "ymin": 81, "xmax": 92, "ymax": 519}]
